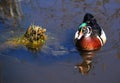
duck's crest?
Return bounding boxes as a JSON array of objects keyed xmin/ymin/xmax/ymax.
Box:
[{"xmin": 83, "ymin": 13, "xmax": 94, "ymax": 23}]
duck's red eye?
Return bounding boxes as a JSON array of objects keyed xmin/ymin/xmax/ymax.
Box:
[{"xmin": 82, "ymin": 27, "xmax": 87, "ymax": 31}]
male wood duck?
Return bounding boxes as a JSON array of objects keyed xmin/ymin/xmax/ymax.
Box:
[{"xmin": 74, "ymin": 13, "xmax": 107, "ymax": 51}]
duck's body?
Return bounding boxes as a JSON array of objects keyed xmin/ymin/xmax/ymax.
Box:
[
  {"xmin": 74, "ymin": 13, "xmax": 106, "ymax": 51},
  {"xmin": 75, "ymin": 35, "xmax": 102, "ymax": 51}
]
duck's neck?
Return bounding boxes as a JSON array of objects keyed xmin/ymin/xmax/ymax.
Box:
[{"xmin": 84, "ymin": 33, "xmax": 91, "ymax": 37}]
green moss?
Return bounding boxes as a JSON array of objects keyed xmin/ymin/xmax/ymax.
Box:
[{"xmin": 6, "ymin": 25, "xmax": 47, "ymax": 51}]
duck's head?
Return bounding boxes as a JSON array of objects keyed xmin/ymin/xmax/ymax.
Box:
[
  {"xmin": 76, "ymin": 23, "xmax": 92, "ymax": 39},
  {"xmin": 83, "ymin": 13, "xmax": 95, "ymax": 23}
]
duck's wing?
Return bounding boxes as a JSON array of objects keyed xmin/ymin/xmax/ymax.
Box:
[
  {"xmin": 92, "ymin": 22, "xmax": 102, "ymax": 36},
  {"xmin": 100, "ymin": 29, "xmax": 107, "ymax": 45}
]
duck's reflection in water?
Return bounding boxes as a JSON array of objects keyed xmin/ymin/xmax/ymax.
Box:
[{"xmin": 75, "ymin": 51, "xmax": 97, "ymax": 75}]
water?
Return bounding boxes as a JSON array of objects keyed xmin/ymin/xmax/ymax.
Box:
[{"xmin": 0, "ymin": 0, "xmax": 120, "ymax": 83}]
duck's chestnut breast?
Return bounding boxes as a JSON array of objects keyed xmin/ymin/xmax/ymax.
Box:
[{"xmin": 75, "ymin": 36, "xmax": 102, "ymax": 51}]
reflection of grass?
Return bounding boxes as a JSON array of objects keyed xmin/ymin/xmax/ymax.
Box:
[
  {"xmin": 117, "ymin": 48, "xmax": 120, "ymax": 59},
  {"xmin": 0, "ymin": 63, "xmax": 2, "ymax": 83},
  {"xmin": 72, "ymin": 0, "xmax": 85, "ymax": 2}
]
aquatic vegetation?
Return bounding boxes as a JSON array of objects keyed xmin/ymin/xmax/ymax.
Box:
[{"xmin": 7, "ymin": 25, "xmax": 47, "ymax": 51}]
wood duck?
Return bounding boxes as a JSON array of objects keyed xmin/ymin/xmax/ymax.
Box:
[{"xmin": 74, "ymin": 13, "xmax": 107, "ymax": 51}]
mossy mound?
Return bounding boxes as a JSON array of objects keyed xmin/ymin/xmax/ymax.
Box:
[{"xmin": 7, "ymin": 25, "xmax": 47, "ymax": 51}]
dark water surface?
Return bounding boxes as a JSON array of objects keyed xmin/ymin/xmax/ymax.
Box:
[{"xmin": 0, "ymin": 0, "xmax": 120, "ymax": 83}]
